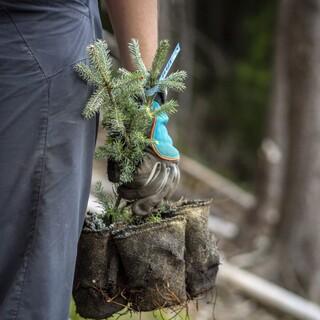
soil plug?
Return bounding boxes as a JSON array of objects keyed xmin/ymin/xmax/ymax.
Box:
[
  {"xmin": 73, "ymin": 229, "xmax": 127, "ymax": 319},
  {"xmin": 176, "ymin": 200, "xmax": 220, "ymax": 298},
  {"xmin": 112, "ymin": 215, "xmax": 187, "ymax": 311}
]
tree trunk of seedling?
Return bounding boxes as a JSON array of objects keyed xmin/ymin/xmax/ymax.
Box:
[{"xmin": 114, "ymin": 195, "xmax": 121, "ymax": 210}]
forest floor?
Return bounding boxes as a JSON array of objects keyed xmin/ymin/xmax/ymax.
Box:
[{"xmin": 193, "ymin": 286, "xmax": 294, "ymax": 320}]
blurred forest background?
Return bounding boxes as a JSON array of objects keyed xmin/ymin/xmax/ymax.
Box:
[
  {"xmin": 72, "ymin": 0, "xmax": 320, "ymax": 319},
  {"xmin": 161, "ymin": 0, "xmax": 276, "ymax": 190},
  {"xmin": 156, "ymin": 0, "xmax": 320, "ymax": 308}
]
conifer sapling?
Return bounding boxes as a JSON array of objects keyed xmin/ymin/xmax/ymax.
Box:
[{"xmin": 75, "ymin": 39, "xmax": 186, "ymax": 226}]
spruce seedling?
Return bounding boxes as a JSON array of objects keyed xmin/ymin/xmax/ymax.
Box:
[{"xmin": 75, "ymin": 39, "xmax": 186, "ymax": 226}]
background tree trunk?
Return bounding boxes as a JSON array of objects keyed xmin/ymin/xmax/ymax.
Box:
[
  {"xmin": 252, "ymin": 0, "xmax": 289, "ymax": 234},
  {"xmin": 275, "ymin": 0, "xmax": 320, "ymax": 302},
  {"xmin": 159, "ymin": 0, "xmax": 195, "ymax": 143}
]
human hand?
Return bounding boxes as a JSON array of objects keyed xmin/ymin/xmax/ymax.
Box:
[
  {"xmin": 107, "ymin": 93, "xmax": 180, "ymax": 216},
  {"xmin": 108, "ymin": 149, "xmax": 180, "ymax": 216}
]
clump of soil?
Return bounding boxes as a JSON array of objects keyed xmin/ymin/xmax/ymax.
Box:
[
  {"xmin": 175, "ymin": 200, "xmax": 220, "ymax": 298},
  {"xmin": 73, "ymin": 200, "xmax": 219, "ymax": 318},
  {"xmin": 73, "ymin": 229, "xmax": 126, "ymax": 319},
  {"xmin": 113, "ymin": 215, "xmax": 187, "ymax": 311}
]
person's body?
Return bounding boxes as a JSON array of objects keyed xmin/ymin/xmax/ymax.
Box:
[{"xmin": 0, "ymin": 1, "xmax": 174, "ymax": 319}]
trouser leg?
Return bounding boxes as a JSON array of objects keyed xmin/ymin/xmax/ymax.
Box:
[{"xmin": 0, "ymin": 10, "xmax": 98, "ymax": 320}]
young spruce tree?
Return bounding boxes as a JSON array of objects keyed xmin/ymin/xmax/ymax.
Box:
[{"xmin": 75, "ymin": 39, "xmax": 186, "ymax": 226}]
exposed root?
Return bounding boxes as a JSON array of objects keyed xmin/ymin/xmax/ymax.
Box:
[{"xmin": 87, "ymin": 284, "xmax": 129, "ymax": 310}]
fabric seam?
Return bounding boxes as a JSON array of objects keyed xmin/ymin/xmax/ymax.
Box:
[
  {"xmin": 4, "ymin": 8, "xmax": 90, "ymax": 80},
  {"xmin": 46, "ymin": 58, "xmax": 88, "ymax": 80},
  {"xmin": 3, "ymin": 8, "xmax": 47, "ymax": 80},
  {"xmin": 12, "ymin": 80, "xmax": 50, "ymax": 320}
]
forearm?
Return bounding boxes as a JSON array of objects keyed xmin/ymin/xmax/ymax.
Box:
[{"xmin": 105, "ymin": 0, "xmax": 158, "ymax": 70}]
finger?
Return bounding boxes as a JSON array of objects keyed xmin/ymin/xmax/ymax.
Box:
[
  {"xmin": 118, "ymin": 152, "xmax": 161, "ymax": 190},
  {"xmin": 164, "ymin": 164, "xmax": 180, "ymax": 200},
  {"xmin": 133, "ymin": 153, "xmax": 162, "ymax": 185},
  {"xmin": 132, "ymin": 166, "xmax": 176, "ymax": 216},
  {"xmin": 118, "ymin": 162, "xmax": 169, "ymax": 200}
]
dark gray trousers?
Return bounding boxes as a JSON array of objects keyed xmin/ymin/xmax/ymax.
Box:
[{"xmin": 0, "ymin": 1, "xmax": 102, "ymax": 319}]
